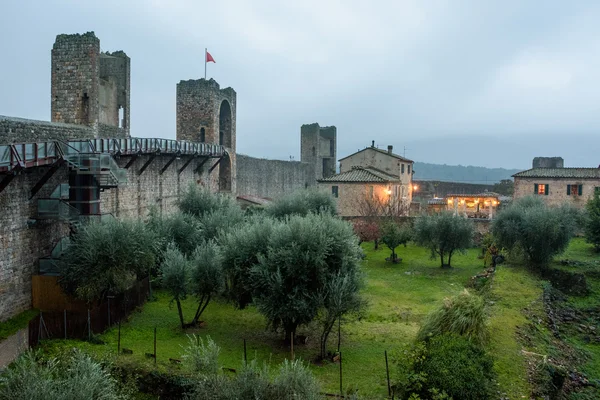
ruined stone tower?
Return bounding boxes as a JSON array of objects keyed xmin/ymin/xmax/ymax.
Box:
[
  {"xmin": 300, "ymin": 123, "xmax": 337, "ymax": 182},
  {"xmin": 176, "ymin": 78, "xmax": 237, "ymax": 193},
  {"xmin": 51, "ymin": 32, "xmax": 130, "ymax": 136}
]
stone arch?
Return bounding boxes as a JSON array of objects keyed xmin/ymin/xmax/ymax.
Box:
[
  {"xmin": 219, "ymin": 153, "xmax": 232, "ymax": 192},
  {"xmin": 219, "ymin": 100, "xmax": 232, "ymax": 148}
]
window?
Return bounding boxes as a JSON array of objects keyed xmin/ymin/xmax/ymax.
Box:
[
  {"xmin": 401, "ymin": 164, "xmax": 405, "ymax": 174},
  {"xmin": 332, "ymin": 186, "xmax": 338, "ymax": 198},
  {"xmin": 534, "ymin": 183, "xmax": 549, "ymax": 195},
  {"xmin": 408, "ymin": 164, "xmax": 411, "ymax": 174},
  {"xmin": 200, "ymin": 127, "xmax": 206, "ymax": 142},
  {"xmin": 567, "ymin": 184, "xmax": 583, "ymax": 196}
]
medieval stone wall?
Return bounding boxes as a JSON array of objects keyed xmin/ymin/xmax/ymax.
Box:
[
  {"xmin": 236, "ymin": 154, "xmax": 311, "ymax": 199},
  {"xmin": 0, "ymin": 166, "xmax": 71, "ymax": 321},
  {"xmin": 0, "ymin": 115, "xmax": 95, "ymax": 144}
]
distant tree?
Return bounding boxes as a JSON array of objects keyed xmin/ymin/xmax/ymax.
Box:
[
  {"xmin": 265, "ymin": 189, "xmax": 336, "ymax": 219},
  {"xmin": 585, "ymin": 193, "xmax": 600, "ymax": 252},
  {"xmin": 352, "ymin": 219, "xmax": 381, "ymax": 248},
  {"xmin": 251, "ymin": 213, "xmax": 362, "ymax": 342},
  {"xmin": 59, "ymin": 219, "xmax": 157, "ymax": 303},
  {"xmin": 317, "ymin": 272, "xmax": 364, "ymax": 360},
  {"xmin": 189, "ymin": 241, "xmax": 224, "ymax": 325},
  {"xmin": 492, "ymin": 179, "xmax": 514, "ymax": 196},
  {"xmin": 220, "ymin": 216, "xmax": 275, "ymax": 309},
  {"xmin": 380, "ymin": 222, "xmax": 412, "ymax": 263},
  {"xmin": 161, "ymin": 244, "xmax": 191, "ymax": 329},
  {"xmin": 492, "ymin": 196, "xmax": 579, "ymax": 269},
  {"xmin": 414, "ymin": 213, "xmax": 474, "ymax": 268}
]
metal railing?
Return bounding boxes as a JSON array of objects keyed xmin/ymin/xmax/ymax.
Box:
[
  {"xmin": 36, "ymin": 198, "xmax": 81, "ymax": 221},
  {"xmin": 1, "ymin": 137, "xmax": 225, "ymax": 174}
]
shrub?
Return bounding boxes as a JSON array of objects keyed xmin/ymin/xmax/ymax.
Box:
[
  {"xmin": 394, "ymin": 334, "xmax": 495, "ymax": 400},
  {"xmin": 178, "ymin": 184, "xmax": 238, "ymax": 219},
  {"xmin": 416, "ymin": 290, "xmax": 487, "ymax": 345},
  {"xmin": 181, "ymin": 335, "xmax": 221, "ymax": 376},
  {"xmin": 0, "ymin": 350, "xmax": 126, "ymax": 400},
  {"xmin": 59, "ymin": 218, "xmax": 158, "ymax": 303},
  {"xmin": 584, "ymin": 193, "xmax": 600, "ymax": 251},
  {"xmin": 271, "ymin": 359, "xmax": 321, "ymax": 400},
  {"xmin": 492, "ymin": 196, "xmax": 579, "ymax": 269},
  {"xmin": 413, "ymin": 212, "xmax": 473, "ymax": 268}
]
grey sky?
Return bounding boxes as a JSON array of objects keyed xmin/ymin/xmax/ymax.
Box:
[{"xmin": 1, "ymin": 0, "xmax": 599, "ymax": 169}]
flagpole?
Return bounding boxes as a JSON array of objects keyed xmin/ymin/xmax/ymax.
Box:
[{"xmin": 204, "ymin": 48, "xmax": 207, "ymax": 80}]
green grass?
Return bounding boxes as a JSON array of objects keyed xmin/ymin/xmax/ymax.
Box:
[
  {"xmin": 42, "ymin": 243, "xmax": 483, "ymax": 399},
  {"xmin": 0, "ymin": 309, "xmax": 38, "ymax": 341}
]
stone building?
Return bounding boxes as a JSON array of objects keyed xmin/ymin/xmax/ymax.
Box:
[
  {"xmin": 513, "ymin": 157, "xmax": 600, "ymax": 208},
  {"xmin": 318, "ymin": 142, "xmax": 414, "ymax": 217}
]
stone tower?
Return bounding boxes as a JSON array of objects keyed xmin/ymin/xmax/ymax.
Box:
[
  {"xmin": 51, "ymin": 32, "xmax": 130, "ymax": 136},
  {"xmin": 300, "ymin": 123, "xmax": 337, "ymax": 182},
  {"xmin": 176, "ymin": 78, "xmax": 237, "ymax": 193}
]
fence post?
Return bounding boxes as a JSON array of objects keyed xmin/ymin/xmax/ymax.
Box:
[
  {"xmin": 64, "ymin": 310, "xmax": 67, "ymax": 340},
  {"xmin": 117, "ymin": 320, "xmax": 121, "ymax": 354},
  {"xmin": 339, "ymin": 351, "xmax": 343, "ymax": 397},
  {"xmin": 153, "ymin": 327, "xmax": 157, "ymax": 364},
  {"xmin": 87, "ymin": 309, "xmax": 91, "ymax": 341},
  {"xmin": 290, "ymin": 332, "xmax": 294, "ymax": 361},
  {"xmin": 107, "ymin": 297, "xmax": 111, "ymax": 327},
  {"xmin": 385, "ymin": 350, "xmax": 392, "ymax": 399},
  {"xmin": 243, "ymin": 338, "xmax": 247, "ymax": 366},
  {"xmin": 338, "ymin": 316, "xmax": 341, "ymax": 353}
]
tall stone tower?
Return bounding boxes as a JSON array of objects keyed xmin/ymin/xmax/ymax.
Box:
[
  {"xmin": 51, "ymin": 32, "xmax": 130, "ymax": 136},
  {"xmin": 176, "ymin": 78, "xmax": 237, "ymax": 193},
  {"xmin": 300, "ymin": 123, "xmax": 337, "ymax": 183}
]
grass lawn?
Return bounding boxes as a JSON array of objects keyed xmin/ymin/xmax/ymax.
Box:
[{"xmin": 41, "ymin": 243, "xmax": 485, "ymax": 399}]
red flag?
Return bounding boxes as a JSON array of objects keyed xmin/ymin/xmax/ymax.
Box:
[{"xmin": 206, "ymin": 51, "xmax": 215, "ymax": 63}]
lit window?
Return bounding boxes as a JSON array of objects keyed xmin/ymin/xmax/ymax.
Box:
[
  {"xmin": 332, "ymin": 186, "xmax": 338, "ymax": 198},
  {"xmin": 535, "ymin": 184, "xmax": 548, "ymax": 195}
]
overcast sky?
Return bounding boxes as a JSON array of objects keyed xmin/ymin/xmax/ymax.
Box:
[{"xmin": 1, "ymin": 0, "xmax": 599, "ymax": 169}]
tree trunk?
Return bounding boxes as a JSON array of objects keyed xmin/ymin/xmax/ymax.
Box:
[
  {"xmin": 284, "ymin": 323, "xmax": 297, "ymax": 345},
  {"xmin": 192, "ymin": 295, "xmax": 211, "ymax": 325},
  {"xmin": 176, "ymin": 299, "xmax": 185, "ymax": 329},
  {"xmin": 320, "ymin": 319, "xmax": 337, "ymax": 360},
  {"xmin": 440, "ymin": 251, "xmax": 445, "ymax": 268},
  {"xmin": 447, "ymin": 251, "xmax": 453, "ymax": 268},
  {"xmin": 374, "ymin": 239, "xmax": 379, "ymax": 250}
]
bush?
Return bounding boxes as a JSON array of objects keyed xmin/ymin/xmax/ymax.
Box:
[
  {"xmin": 584, "ymin": 193, "xmax": 600, "ymax": 251},
  {"xmin": 492, "ymin": 196, "xmax": 579, "ymax": 269},
  {"xmin": 59, "ymin": 219, "xmax": 158, "ymax": 303},
  {"xmin": 413, "ymin": 213, "xmax": 473, "ymax": 268},
  {"xmin": 394, "ymin": 334, "xmax": 495, "ymax": 400},
  {"xmin": 0, "ymin": 350, "xmax": 127, "ymax": 400},
  {"xmin": 181, "ymin": 335, "xmax": 221, "ymax": 376},
  {"xmin": 416, "ymin": 290, "xmax": 487, "ymax": 345},
  {"xmin": 271, "ymin": 359, "xmax": 321, "ymax": 400},
  {"xmin": 266, "ymin": 189, "xmax": 336, "ymax": 219},
  {"xmin": 178, "ymin": 184, "xmax": 238, "ymax": 219}
]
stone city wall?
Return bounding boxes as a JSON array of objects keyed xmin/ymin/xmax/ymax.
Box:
[{"xmin": 235, "ymin": 154, "xmax": 312, "ymax": 200}]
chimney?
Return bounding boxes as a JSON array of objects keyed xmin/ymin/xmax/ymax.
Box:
[
  {"xmin": 387, "ymin": 145, "xmax": 393, "ymax": 154},
  {"xmin": 371, "ymin": 140, "xmax": 375, "ymax": 148}
]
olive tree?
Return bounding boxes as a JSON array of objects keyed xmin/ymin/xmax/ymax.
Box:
[
  {"xmin": 265, "ymin": 189, "xmax": 336, "ymax": 219},
  {"xmin": 413, "ymin": 213, "xmax": 474, "ymax": 268},
  {"xmin": 380, "ymin": 222, "xmax": 412, "ymax": 262},
  {"xmin": 189, "ymin": 241, "xmax": 224, "ymax": 325},
  {"xmin": 220, "ymin": 215, "xmax": 276, "ymax": 309},
  {"xmin": 251, "ymin": 213, "xmax": 363, "ymax": 343},
  {"xmin": 492, "ymin": 196, "xmax": 578, "ymax": 269},
  {"xmin": 161, "ymin": 244, "xmax": 191, "ymax": 329},
  {"xmin": 59, "ymin": 219, "xmax": 157, "ymax": 303}
]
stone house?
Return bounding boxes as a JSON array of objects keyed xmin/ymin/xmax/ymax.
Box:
[
  {"xmin": 513, "ymin": 157, "xmax": 600, "ymax": 208},
  {"xmin": 318, "ymin": 142, "xmax": 414, "ymax": 217}
]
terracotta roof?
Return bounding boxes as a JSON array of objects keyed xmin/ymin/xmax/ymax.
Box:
[
  {"xmin": 512, "ymin": 168, "xmax": 600, "ymax": 179},
  {"xmin": 318, "ymin": 167, "xmax": 400, "ymax": 183},
  {"xmin": 446, "ymin": 192, "xmax": 501, "ymax": 198},
  {"xmin": 338, "ymin": 146, "xmax": 413, "ymax": 163}
]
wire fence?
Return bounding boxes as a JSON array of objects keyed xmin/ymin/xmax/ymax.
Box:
[{"xmin": 28, "ymin": 277, "xmax": 150, "ymax": 346}]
